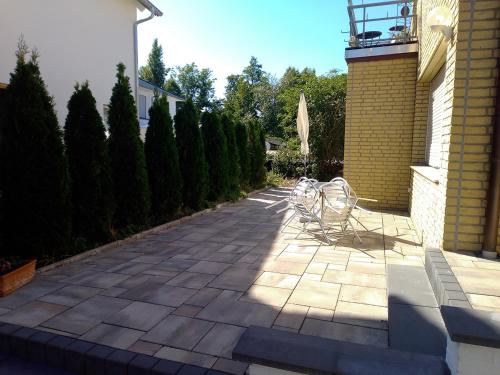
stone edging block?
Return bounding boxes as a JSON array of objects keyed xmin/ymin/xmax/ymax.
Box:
[
  {"xmin": 0, "ymin": 322, "xmax": 229, "ymax": 375},
  {"xmin": 425, "ymin": 248, "xmax": 471, "ymax": 309}
]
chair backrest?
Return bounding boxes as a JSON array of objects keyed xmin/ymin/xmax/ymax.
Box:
[
  {"xmin": 329, "ymin": 177, "xmax": 359, "ymax": 206},
  {"xmin": 291, "ymin": 178, "xmax": 321, "ymax": 218},
  {"xmin": 321, "ymin": 179, "xmax": 357, "ymax": 225}
]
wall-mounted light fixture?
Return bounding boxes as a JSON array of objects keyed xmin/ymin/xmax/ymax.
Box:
[{"xmin": 427, "ymin": 6, "xmax": 453, "ymax": 40}]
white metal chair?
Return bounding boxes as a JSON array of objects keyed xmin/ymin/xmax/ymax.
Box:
[
  {"xmin": 320, "ymin": 178, "xmax": 362, "ymax": 243},
  {"xmin": 281, "ymin": 178, "xmax": 331, "ymax": 243},
  {"xmin": 279, "ymin": 177, "xmax": 312, "ymax": 232},
  {"xmin": 329, "ymin": 177, "xmax": 371, "ymax": 232}
]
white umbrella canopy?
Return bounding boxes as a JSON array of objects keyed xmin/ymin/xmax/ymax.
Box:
[{"xmin": 297, "ymin": 90, "xmax": 310, "ymax": 156}]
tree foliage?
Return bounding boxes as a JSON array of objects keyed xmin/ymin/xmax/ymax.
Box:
[
  {"xmin": 64, "ymin": 82, "xmax": 113, "ymax": 243},
  {"xmin": 145, "ymin": 96, "xmax": 182, "ymax": 220},
  {"xmin": 235, "ymin": 121, "xmax": 250, "ymax": 187},
  {"xmin": 277, "ymin": 68, "xmax": 346, "ymax": 179},
  {"xmin": 139, "ymin": 38, "xmax": 167, "ymax": 88},
  {"xmin": 243, "ymin": 56, "xmax": 264, "ymax": 86},
  {"xmin": 108, "ymin": 63, "xmax": 150, "ymax": 228},
  {"xmin": 201, "ymin": 111, "xmax": 229, "ymax": 201},
  {"xmin": 164, "ymin": 78, "xmax": 182, "ymax": 97},
  {"xmin": 224, "ymin": 57, "xmax": 281, "ymax": 137},
  {"xmin": 0, "ymin": 41, "xmax": 71, "ymax": 259},
  {"xmin": 175, "ymin": 99, "xmax": 208, "ymax": 210},
  {"xmin": 247, "ymin": 120, "xmax": 266, "ymax": 187},
  {"xmin": 220, "ymin": 114, "xmax": 240, "ymax": 195},
  {"xmin": 171, "ymin": 63, "xmax": 216, "ymax": 111}
]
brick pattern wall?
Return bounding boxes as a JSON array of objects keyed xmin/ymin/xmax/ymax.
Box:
[
  {"xmin": 409, "ymin": 79, "xmax": 449, "ymax": 249},
  {"xmin": 410, "ymin": 171, "xmax": 444, "ymax": 247},
  {"xmin": 409, "ymin": 0, "xmax": 459, "ymax": 251},
  {"xmin": 344, "ymin": 57, "xmax": 417, "ymax": 210},
  {"xmin": 443, "ymin": 0, "xmax": 500, "ymax": 252},
  {"xmin": 410, "ymin": 0, "xmax": 500, "ymax": 252}
]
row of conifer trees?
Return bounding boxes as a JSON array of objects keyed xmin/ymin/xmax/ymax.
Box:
[{"xmin": 0, "ymin": 44, "xmax": 266, "ymax": 263}]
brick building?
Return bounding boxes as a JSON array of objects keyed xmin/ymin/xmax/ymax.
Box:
[{"xmin": 344, "ymin": 0, "xmax": 500, "ymax": 255}]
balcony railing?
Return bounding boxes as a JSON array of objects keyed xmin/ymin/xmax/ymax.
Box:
[{"xmin": 347, "ymin": 0, "xmax": 417, "ymax": 49}]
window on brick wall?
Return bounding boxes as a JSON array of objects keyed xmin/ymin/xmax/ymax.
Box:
[{"xmin": 425, "ymin": 67, "xmax": 446, "ymax": 168}]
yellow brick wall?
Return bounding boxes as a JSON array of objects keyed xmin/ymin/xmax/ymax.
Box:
[
  {"xmin": 443, "ymin": 0, "xmax": 500, "ymax": 252},
  {"xmin": 344, "ymin": 57, "xmax": 417, "ymax": 210},
  {"xmin": 410, "ymin": 0, "xmax": 500, "ymax": 253},
  {"xmin": 409, "ymin": 0, "xmax": 459, "ymax": 251},
  {"xmin": 345, "ymin": 0, "xmax": 500, "ymax": 252}
]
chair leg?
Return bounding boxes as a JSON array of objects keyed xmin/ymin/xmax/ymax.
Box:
[
  {"xmin": 318, "ymin": 221, "xmax": 331, "ymax": 245},
  {"xmin": 281, "ymin": 212, "xmax": 296, "ymax": 233},
  {"xmin": 351, "ymin": 213, "xmax": 370, "ymax": 231},
  {"xmin": 348, "ymin": 219, "xmax": 362, "ymax": 243},
  {"xmin": 295, "ymin": 219, "xmax": 309, "ymax": 239}
]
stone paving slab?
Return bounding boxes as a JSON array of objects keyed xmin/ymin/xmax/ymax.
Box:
[
  {"xmin": 142, "ymin": 315, "xmax": 214, "ymax": 349},
  {"xmin": 0, "ymin": 187, "xmax": 428, "ymax": 373},
  {"xmin": 80, "ymin": 323, "xmax": 144, "ymax": 349},
  {"xmin": 104, "ymin": 301, "xmax": 173, "ymax": 331}
]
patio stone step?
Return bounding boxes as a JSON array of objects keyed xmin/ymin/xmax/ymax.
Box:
[
  {"xmin": 232, "ymin": 325, "xmax": 449, "ymax": 374},
  {"xmin": 0, "ymin": 322, "xmax": 230, "ymax": 375},
  {"xmin": 387, "ymin": 264, "xmax": 447, "ymax": 357}
]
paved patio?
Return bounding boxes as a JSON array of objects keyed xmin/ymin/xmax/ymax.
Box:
[{"xmin": 0, "ymin": 187, "xmax": 425, "ymax": 374}]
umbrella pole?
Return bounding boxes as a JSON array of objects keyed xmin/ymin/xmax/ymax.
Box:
[{"xmin": 304, "ymin": 155, "xmax": 307, "ymax": 177}]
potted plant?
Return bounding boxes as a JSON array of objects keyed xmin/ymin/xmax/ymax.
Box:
[{"xmin": 0, "ymin": 257, "xmax": 37, "ymax": 297}]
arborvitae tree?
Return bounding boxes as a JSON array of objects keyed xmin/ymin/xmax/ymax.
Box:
[
  {"xmin": 201, "ymin": 111, "xmax": 229, "ymax": 201},
  {"xmin": 221, "ymin": 114, "xmax": 240, "ymax": 196},
  {"xmin": 0, "ymin": 41, "xmax": 70, "ymax": 260},
  {"xmin": 64, "ymin": 82, "xmax": 113, "ymax": 244},
  {"xmin": 108, "ymin": 63, "xmax": 150, "ymax": 228},
  {"xmin": 235, "ymin": 120, "xmax": 250, "ymax": 187},
  {"xmin": 175, "ymin": 99, "xmax": 208, "ymax": 210},
  {"xmin": 144, "ymin": 95, "xmax": 182, "ymax": 220},
  {"xmin": 248, "ymin": 119, "xmax": 267, "ymax": 187}
]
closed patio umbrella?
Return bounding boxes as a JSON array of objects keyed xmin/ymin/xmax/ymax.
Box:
[{"xmin": 297, "ymin": 89, "xmax": 309, "ymax": 175}]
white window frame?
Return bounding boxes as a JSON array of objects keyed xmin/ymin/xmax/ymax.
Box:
[{"xmin": 139, "ymin": 94, "xmax": 147, "ymax": 119}]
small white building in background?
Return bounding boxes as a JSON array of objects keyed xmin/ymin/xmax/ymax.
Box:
[
  {"xmin": 0, "ymin": 0, "xmax": 162, "ymax": 126},
  {"xmin": 138, "ymin": 78, "xmax": 184, "ymax": 139}
]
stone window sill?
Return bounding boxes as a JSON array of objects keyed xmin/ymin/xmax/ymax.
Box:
[{"xmin": 411, "ymin": 166, "xmax": 440, "ymax": 184}]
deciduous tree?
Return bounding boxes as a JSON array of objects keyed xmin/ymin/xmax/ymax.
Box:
[{"xmin": 171, "ymin": 63, "xmax": 215, "ymax": 111}]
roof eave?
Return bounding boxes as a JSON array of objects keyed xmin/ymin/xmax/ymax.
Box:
[{"xmin": 137, "ymin": 0, "xmax": 162, "ymax": 16}]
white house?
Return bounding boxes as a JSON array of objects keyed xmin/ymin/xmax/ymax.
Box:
[
  {"xmin": 138, "ymin": 78, "xmax": 184, "ymax": 138},
  {"xmin": 0, "ymin": 0, "xmax": 162, "ymax": 126}
]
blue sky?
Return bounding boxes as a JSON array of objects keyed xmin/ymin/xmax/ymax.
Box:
[{"xmin": 138, "ymin": 0, "xmax": 349, "ymax": 98}]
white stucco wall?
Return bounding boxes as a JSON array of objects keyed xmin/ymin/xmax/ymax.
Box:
[{"xmin": 0, "ymin": 0, "xmax": 139, "ymax": 126}]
